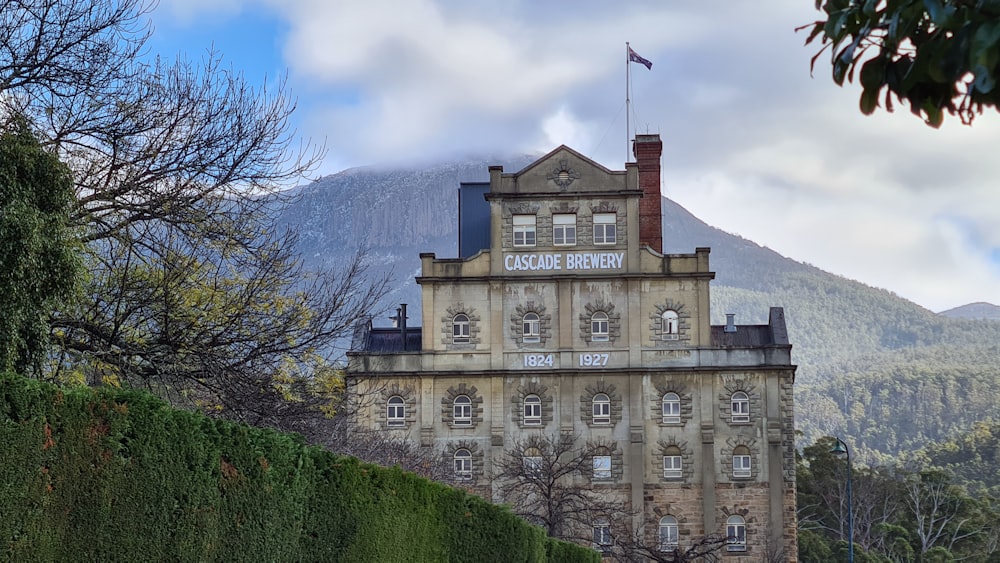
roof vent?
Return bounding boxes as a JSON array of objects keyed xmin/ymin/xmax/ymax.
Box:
[{"xmin": 724, "ymin": 313, "xmax": 737, "ymax": 333}]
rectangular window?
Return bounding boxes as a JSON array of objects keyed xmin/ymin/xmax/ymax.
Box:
[
  {"xmin": 593, "ymin": 455, "xmax": 612, "ymax": 480},
  {"xmin": 513, "ymin": 215, "xmax": 536, "ymax": 247},
  {"xmin": 593, "ymin": 213, "xmax": 616, "ymax": 245},
  {"xmin": 592, "ymin": 400, "xmax": 611, "ymax": 425},
  {"xmin": 553, "ymin": 213, "xmax": 576, "ymax": 246},
  {"xmin": 454, "ymin": 457, "xmax": 472, "ymax": 479},
  {"xmin": 663, "ymin": 455, "xmax": 682, "ymax": 479},
  {"xmin": 733, "ymin": 455, "xmax": 752, "ymax": 478},
  {"xmin": 524, "ymin": 456, "xmax": 543, "ymax": 475},
  {"xmin": 593, "ymin": 523, "xmax": 612, "ymax": 551}
]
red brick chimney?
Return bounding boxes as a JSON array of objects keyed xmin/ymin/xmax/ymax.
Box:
[{"xmin": 633, "ymin": 134, "xmax": 663, "ymax": 253}]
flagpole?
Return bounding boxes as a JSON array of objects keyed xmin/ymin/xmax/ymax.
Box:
[{"xmin": 626, "ymin": 42, "xmax": 631, "ymax": 163}]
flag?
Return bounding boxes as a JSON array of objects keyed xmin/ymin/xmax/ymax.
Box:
[{"xmin": 628, "ymin": 47, "xmax": 652, "ymax": 70}]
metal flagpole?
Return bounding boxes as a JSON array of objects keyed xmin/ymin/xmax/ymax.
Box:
[{"xmin": 626, "ymin": 41, "xmax": 631, "ymax": 163}]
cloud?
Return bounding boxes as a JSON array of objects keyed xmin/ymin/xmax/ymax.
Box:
[{"xmin": 146, "ymin": 0, "xmax": 1000, "ymax": 311}]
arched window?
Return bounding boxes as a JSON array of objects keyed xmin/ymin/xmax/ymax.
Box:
[
  {"xmin": 658, "ymin": 516, "xmax": 679, "ymax": 551},
  {"xmin": 731, "ymin": 391, "xmax": 750, "ymax": 423},
  {"xmin": 453, "ymin": 449, "xmax": 472, "ymax": 480},
  {"xmin": 592, "ymin": 393, "xmax": 611, "ymax": 425},
  {"xmin": 661, "ymin": 310, "xmax": 679, "ymax": 340},
  {"xmin": 522, "ymin": 312, "xmax": 540, "ymax": 343},
  {"xmin": 523, "ymin": 394, "xmax": 542, "ymax": 425},
  {"xmin": 726, "ymin": 515, "xmax": 747, "ymax": 551},
  {"xmin": 733, "ymin": 446, "xmax": 752, "ymax": 478},
  {"xmin": 591, "ymin": 312, "xmax": 609, "ymax": 341},
  {"xmin": 523, "ymin": 447, "xmax": 543, "ymax": 475},
  {"xmin": 662, "ymin": 446, "xmax": 683, "ymax": 479},
  {"xmin": 661, "ymin": 392, "xmax": 681, "ymax": 424},
  {"xmin": 453, "ymin": 314, "xmax": 470, "ymax": 343},
  {"xmin": 386, "ymin": 396, "xmax": 405, "ymax": 427},
  {"xmin": 453, "ymin": 395, "xmax": 472, "ymax": 426}
]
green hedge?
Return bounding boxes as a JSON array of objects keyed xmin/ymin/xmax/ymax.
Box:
[{"xmin": 0, "ymin": 373, "xmax": 597, "ymax": 562}]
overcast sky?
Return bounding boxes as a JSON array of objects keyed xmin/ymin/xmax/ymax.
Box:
[{"xmin": 148, "ymin": 0, "xmax": 1000, "ymax": 313}]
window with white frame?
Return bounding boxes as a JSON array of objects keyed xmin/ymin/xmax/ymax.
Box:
[
  {"xmin": 593, "ymin": 455, "xmax": 612, "ymax": 480},
  {"xmin": 386, "ymin": 396, "xmax": 406, "ymax": 427},
  {"xmin": 663, "ymin": 447, "xmax": 683, "ymax": 479},
  {"xmin": 523, "ymin": 394, "xmax": 542, "ymax": 425},
  {"xmin": 452, "ymin": 313, "xmax": 470, "ymax": 343},
  {"xmin": 726, "ymin": 515, "xmax": 747, "ymax": 551},
  {"xmin": 733, "ymin": 446, "xmax": 752, "ymax": 478},
  {"xmin": 553, "ymin": 213, "xmax": 577, "ymax": 246},
  {"xmin": 522, "ymin": 312, "xmax": 540, "ymax": 343},
  {"xmin": 731, "ymin": 391, "xmax": 750, "ymax": 423},
  {"xmin": 454, "ymin": 449, "xmax": 472, "ymax": 480},
  {"xmin": 523, "ymin": 448, "xmax": 543, "ymax": 476},
  {"xmin": 662, "ymin": 392, "xmax": 681, "ymax": 424},
  {"xmin": 658, "ymin": 516, "xmax": 679, "ymax": 551},
  {"xmin": 593, "ymin": 213, "xmax": 616, "ymax": 245},
  {"xmin": 453, "ymin": 395, "xmax": 472, "ymax": 426},
  {"xmin": 513, "ymin": 215, "xmax": 536, "ymax": 247},
  {"xmin": 592, "ymin": 393, "xmax": 611, "ymax": 425},
  {"xmin": 591, "ymin": 312, "xmax": 609, "ymax": 342},
  {"xmin": 593, "ymin": 520, "xmax": 612, "ymax": 552},
  {"xmin": 661, "ymin": 310, "xmax": 679, "ymax": 340}
]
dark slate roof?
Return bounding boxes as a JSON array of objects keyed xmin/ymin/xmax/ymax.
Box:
[
  {"xmin": 710, "ymin": 307, "xmax": 789, "ymax": 348},
  {"xmin": 350, "ymin": 320, "xmax": 422, "ymax": 353}
]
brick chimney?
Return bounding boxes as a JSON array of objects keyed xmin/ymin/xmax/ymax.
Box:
[{"xmin": 633, "ymin": 134, "xmax": 662, "ymax": 253}]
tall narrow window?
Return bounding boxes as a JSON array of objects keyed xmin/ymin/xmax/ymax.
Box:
[
  {"xmin": 513, "ymin": 215, "xmax": 536, "ymax": 247},
  {"xmin": 662, "ymin": 392, "xmax": 681, "ymax": 424},
  {"xmin": 591, "ymin": 312, "xmax": 609, "ymax": 341},
  {"xmin": 386, "ymin": 396, "xmax": 406, "ymax": 427},
  {"xmin": 593, "ymin": 213, "xmax": 617, "ymax": 245},
  {"xmin": 523, "ymin": 394, "xmax": 542, "ymax": 425},
  {"xmin": 593, "ymin": 520, "xmax": 612, "ymax": 552},
  {"xmin": 726, "ymin": 516, "xmax": 747, "ymax": 551},
  {"xmin": 523, "ymin": 447, "xmax": 543, "ymax": 475},
  {"xmin": 593, "ymin": 455, "xmax": 612, "ymax": 480},
  {"xmin": 731, "ymin": 391, "xmax": 750, "ymax": 423},
  {"xmin": 553, "ymin": 213, "xmax": 577, "ymax": 246},
  {"xmin": 661, "ymin": 310, "xmax": 679, "ymax": 340},
  {"xmin": 733, "ymin": 446, "xmax": 752, "ymax": 478},
  {"xmin": 453, "ymin": 395, "xmax": 472, "ymax": 426},
  {"xmin": 663, "ymin": 447, "xmax": 683, "ymax": 479},
  {"xmin": 658, "ymin": 516, "xmax": 679, "ymax": 551},
  {"xmin": 592, "ymin": 393, "xmax": 611, "ymax": 425},
  {"xmin": 454, "ymin": 449, "xmax": 472, "ymax": 480},
  {"xmin": 453, "ymin": 313, "xmax": 470, "ymax": 343},
  {"xmin": 522, "ymin": 312, "xmax": 540, "ymax": 343}
]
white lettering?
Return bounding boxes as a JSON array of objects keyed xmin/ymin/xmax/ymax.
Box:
[{"xmin": 503, "ymin": 252, "xmax": 624, "ymax": 271}]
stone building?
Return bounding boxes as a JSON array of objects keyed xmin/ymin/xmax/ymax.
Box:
[{"xmin": 346, "ymin": 135, "xmax": 797, "ymax": 560}]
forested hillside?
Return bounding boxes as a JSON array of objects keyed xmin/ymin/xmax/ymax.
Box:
[{"xmin": 279, "ymin": 160, "xmax": 1000, "ymax": 463}]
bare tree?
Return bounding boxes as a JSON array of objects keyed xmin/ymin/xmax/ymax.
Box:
[
  {"xmin": 1, "ymin": 0, "xmax": 392, "ymax": 428},
  {"xmin": 492, "ymin": 433, "xmax": 631, "ymax": 547},
  {"xmin": 611, "ymin": 528, "xmax": 731, "ymax": 563},
  {"xmin": 902, "ymin": 470, "xmax": 982, "ymax": 558}
]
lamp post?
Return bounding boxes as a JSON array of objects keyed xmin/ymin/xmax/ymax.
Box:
[{"xmin": 831, "ymin": 437, "xmax": 854, "ymax": 563}]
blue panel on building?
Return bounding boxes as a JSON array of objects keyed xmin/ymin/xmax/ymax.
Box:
[{"xmin": 459, "ymin": 182, "xmax": 490, "ymax": 258}]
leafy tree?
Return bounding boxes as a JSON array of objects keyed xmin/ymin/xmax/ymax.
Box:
[
  {"xmin": 803, "ymin": 0, "xmax": 1000, "ymax": 127},
  {"xmin": 0, "ymin": 118, "xmax": 80, "ymax": 373}
]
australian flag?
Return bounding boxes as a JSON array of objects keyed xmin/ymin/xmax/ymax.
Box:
[{"xmin": 628, "ymin": 47, "xmax": 652, "ymax": 70}]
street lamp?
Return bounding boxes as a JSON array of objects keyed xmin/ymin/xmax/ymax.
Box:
[{"xmin": 830, "ymin": 437, "xmax": 854, "ymax": 563}]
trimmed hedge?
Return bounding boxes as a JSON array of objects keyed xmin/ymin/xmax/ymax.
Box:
[{"xmin": 0, "ymin": 373, "xmax": 598, "ymax": 562}]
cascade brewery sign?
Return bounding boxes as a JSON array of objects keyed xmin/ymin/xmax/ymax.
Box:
[{"xmin": 504, "ymin": 251, "xmax": 625, "ymax": 272}]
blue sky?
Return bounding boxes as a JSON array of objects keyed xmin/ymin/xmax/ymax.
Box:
[{"xmin": 147, "ymin": 0, "xmax": 1000, "ymax": 312}]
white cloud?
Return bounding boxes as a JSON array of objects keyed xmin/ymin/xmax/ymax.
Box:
[{"xmin": 147, "ymin": 0, "xmax": 1000, "ymax": 310}]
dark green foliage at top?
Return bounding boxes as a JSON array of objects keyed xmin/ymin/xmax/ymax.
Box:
[
  {"xmin": 0, "ymin": 118, "xmax": 80, "ymax": 373},
  {"xmin": 803, "ymin": 0, "xmax": 1000, "ymax": 127},
  {"xmin": 0, "ymin": 372, "xmax": 596, "ymax": 562}
]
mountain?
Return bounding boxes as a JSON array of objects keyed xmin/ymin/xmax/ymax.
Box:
[
  {"xmin": 939, "ymin": 302, "xmax": 1000, "ymax": 320},
  {"xmin": 276, "ymin": 158, "xmax": 1000, "ymax": 464}
]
